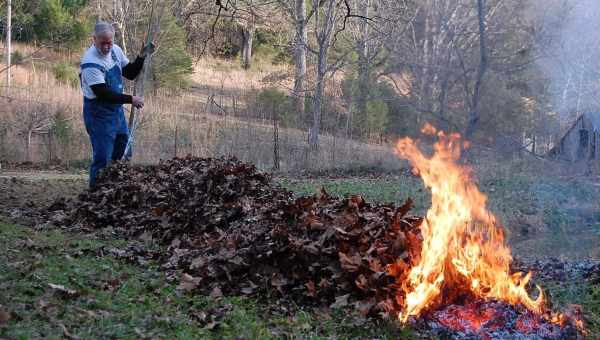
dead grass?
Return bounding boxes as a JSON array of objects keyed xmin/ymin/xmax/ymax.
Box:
[
  {"xmin": 191, "ymin": 57, "xmax": 293, "ymax": 94},
  {"xmin": 0, "ymin": 47, "xmax": 400, "ymax": 173}
]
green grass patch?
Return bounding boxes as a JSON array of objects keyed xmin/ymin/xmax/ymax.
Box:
[
  {"xmin": 545, "ymin": 281, "xmax": 600, "ymax": 337},
  {"xmin": 278, "ymin": 173, "xmax": 600, "ymax": 259},
  {"xmin": 278, "ymin": 176, "xmax": 430, "ymax": 215},
  {"xmin": 0, "ymin": 223, "xmax": 413, "ymax": 339}
]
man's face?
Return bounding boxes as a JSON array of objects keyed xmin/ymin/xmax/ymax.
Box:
[{"xmin": 93, "ymin": 32, "xmax": 114, "ymax": 55}]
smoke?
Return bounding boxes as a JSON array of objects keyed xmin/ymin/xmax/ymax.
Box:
[{"xmin": 535, "ymin": 0, "xmax": 600, "ymax": 123}]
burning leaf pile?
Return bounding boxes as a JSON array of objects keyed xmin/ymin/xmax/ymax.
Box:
[
  {"xmin": 53, "ymin": 149, "xmax": 586, "ymax": 338},
  {"xmin": 393, "ymin": 124, "xmax": 586, "ymax": 338}
]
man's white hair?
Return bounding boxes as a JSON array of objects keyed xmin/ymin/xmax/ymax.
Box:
[{"xmin": 94, "ymin": 21, "xmax": 115, "ymax": 37}]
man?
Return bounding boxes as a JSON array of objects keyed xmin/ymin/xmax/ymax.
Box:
[{"xmin": 80, "ymin": 21, "xmax": 154, "ymax": 188}]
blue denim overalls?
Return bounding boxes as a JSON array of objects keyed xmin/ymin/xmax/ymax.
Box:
[{"xmin": 81, "ymin": 49, "xmax": 131, "ymax": 188}]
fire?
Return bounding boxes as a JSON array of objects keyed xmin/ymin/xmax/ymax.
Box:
[{"xmin": 393, "ymin": 124, "xmax": 545, "ymax": 322}]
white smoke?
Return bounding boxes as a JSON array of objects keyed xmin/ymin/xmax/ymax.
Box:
[{"xmin": 536, "ymin": 0, "xmax": 600, "ymax": 124}]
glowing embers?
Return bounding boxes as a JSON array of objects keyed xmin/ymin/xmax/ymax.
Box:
[{"xmin": 427, "ymin": 300, "xmax": 581, "ymax": 339}]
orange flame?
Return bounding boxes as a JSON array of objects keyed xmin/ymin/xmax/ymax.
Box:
[{"xmin": 394, "ymin": 124, "xmax": 545, "ymax": 322}]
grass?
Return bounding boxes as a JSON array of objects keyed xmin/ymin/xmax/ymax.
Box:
[
  {"xmin": 546, "ymin": 282, "xmax": 600, "ymax": 337},
  {"xmin": 0, "ymin": 222, "xmax": 414, "ymax": 339},
  {"xmin": 278, "ymin": 172, "xmax": 600, "ymax": 260},
  {"xmin": 279, "ymin": 172, "xmax": 600, "ymax": 336},
  {"xmin": 278, "ymin": 176, "xmax": 430, "ymax": 215},
  {"xmin": 1, "ymin": 162, "xmax": 599, "ymax": 338}
]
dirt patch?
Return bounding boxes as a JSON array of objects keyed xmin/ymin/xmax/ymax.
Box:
[{"xmin": 0, "ymin": 171, "xmax": 86, "ymax": 225}]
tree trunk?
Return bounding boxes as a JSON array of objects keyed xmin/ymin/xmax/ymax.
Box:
[
  {"xmin": 417, "ymin": 3, "xmax": 433, "ymax": 126},
  {"xmin": 48, "ymin": 133, "xmax": 53, "ymax": 163},
  {"xmin": 356, "ymin": 0, "xmax": 371, "ymax": 136},
  {"xmin": 465, "ymin": 0, "xmax": 488, "ymax": 140},
  {"xmin": 241, "ymin": 26, "xmax": 255, "ymax": 70},
  {"xmin": 174, "ymin": 122, "xmax": 178, "ymax": 158},
  {"xmin": 26, "ymin": 130, "xmax": 32, "ymax": 162},
  {"xmin": 6, "ymin": 0, "xmax": 11, "ymax": 96},
  {"xmin": 308, "ymin": 57, "xmax": 326, "ymax": 148},
  {"xmin": 308, "ymin": 0, "xmax": 337, "ymax": 149},
  {"xmin": 273, "ymin": 111, "xmax": 280, "ymax": 170},
  {"xmin": 114, "ymin": 0, "xmax": 128, "ymax": 55},
  {"xmin": 292, "ymin": 0, "xmax": 307, "ymax": 123}
]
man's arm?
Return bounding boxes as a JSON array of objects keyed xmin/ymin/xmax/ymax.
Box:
[
  {"xmin": 90, "ymin": 84, "xmax": 132, "ymax": 104},
  {"xmin": 122, "ymin": 56, "xmax": 145, "ymax": 80},
  {"xmin": 90, "ymin": 84, "xmax": 144, "ymax": 108}
]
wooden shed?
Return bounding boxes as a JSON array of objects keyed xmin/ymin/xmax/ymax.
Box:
[{"xmin": 549, "ymin": 112, "xmax": 600, "ymax": 162}]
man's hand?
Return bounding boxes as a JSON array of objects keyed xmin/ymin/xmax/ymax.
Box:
[
  {"xmin": 132, "ymin": 96, "xmax": 144, "ymax": 109},
  {"xmin": 139, "ymin": 42, "xmax": 155, "ymax": 58}
]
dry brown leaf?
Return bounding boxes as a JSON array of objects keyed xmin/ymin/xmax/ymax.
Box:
[
  {"xmin": 319, "ymin": 278, "xmax": 331, "ymax": 290},
  {"xmin": 307, "ymin": 215, "xmax": 325, "ymax": 230},
  {"xmin": 0, "ymin": 306, "xmax": 10, "ymax": 324},
  {"xmin": 355, "ymin": 299, "xmax": 376, "ymax": 316},
  {"xmin": 210, "ymin": 286, "xmax": 223, "ymax": 299},
  {"xmin": 330, "ymin": 294, "xmax": 350, "ymax": 309},
  {"xmin": 355, "ymin": 274, "xmax": 368, "ymax": 291},
  {"xmin": 190, "ymin": 256, "xmax": 206, "ymax": 270},
  {"xmin": 303, "ymin": 243, "xmax": 320, "ymax": 255},
  {"xmin": 368, "ymin": 257, "xmax": 383, "ymax": 272},
  {"xmin": 177, "ymin": 273, "xmax": 201, "ymax": 292},
  {"xmin": 396, "ymin": 198, "xmax": 413, "ymax": 219},
  {"xmin": 305, "ymin": 280, "xmax": 317, "ymax": 297},
  {"xmin": 57, "ymin": 157, "xmax": 427, "ymax": 325},
  {"xmin": 58, "ymin": 323, "xmax": 81, "ymax": 340},
  {"xmin": 338, "ymin": 252, "xmax": 362, "ymax": 272},
  {"xmin": 386, "ymin": 259, "xmax": 409, "ymax": 278},
  {"xmin": 48, "ymin": 283, "xmax": 79, "ymax": 299}
]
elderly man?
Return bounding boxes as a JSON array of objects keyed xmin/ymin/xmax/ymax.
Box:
[{"xmin": 80, "ymin": 21, "xmax": 153, "ymax": 188}]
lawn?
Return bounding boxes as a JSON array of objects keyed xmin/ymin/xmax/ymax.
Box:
[
  {"xmin": 0, "ymin": 222, "xmax": 413, "ymax": 339},
  {"xmin": 278, "ymin": 173, "xmax": 600, "ymax": 260},
  {"xmin": 0, "ymin": 169, "xmax": 599, "ymax": 338}
]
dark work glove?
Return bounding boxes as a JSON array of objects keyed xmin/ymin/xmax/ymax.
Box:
[{"xmin": 139, "ymin": 42, "xmax": 156, "ymax": 58}]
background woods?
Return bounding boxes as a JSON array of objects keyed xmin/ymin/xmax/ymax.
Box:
[{"xmin": 0, "ymin": 0, "xmax": 598, "ymax": 170}]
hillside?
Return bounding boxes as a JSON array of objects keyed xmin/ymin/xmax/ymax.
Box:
[{"xmin": 1, "ymin": 43, "xmax": 399, "ymax": 172}]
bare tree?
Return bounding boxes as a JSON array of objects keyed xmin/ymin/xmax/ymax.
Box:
[
  {"xmin": 112, "ymin": 0, "xmax": 129, "ymax": 55},
  {"xmin": 16, "ymin": 103, "xmax": 53, "ymax": 162},
  {"xmin": 92, "ymin": 0, "xmax": 149, "ymax": 55},
  {"xmin": 186, "ymin": 0, "xmax": 283, "ymax": 69},
  {"xmin": 292, "ymin": 0, "xmax": 308, "ymax": 119},
  {"xmin": 277, "ymin": 0, "xmax": 316, "ymax": 123},
  {"xmin": 5, "ymin": 0, "xmax": 11, "ymax": 96},
  {"xmin": 343, "ymin": 0, "xmax": 395, "ymax": 138},
  {"xmin": 307, "ymin": 0, "xmax": 339, "ymax": 149},
  {"xmin": 465, "ymin": 0, "xmax": 488, "ymax": 139},
  {"xmin": 377, "ymin": 0, "xmax": 540, "ymax": 141}
]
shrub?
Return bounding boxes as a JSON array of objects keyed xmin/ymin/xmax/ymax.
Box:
[
  {"xmin": 366, "ymin": 100, "xmax": 389, "ymax": 139},
  {"xmin": 254, "ymin": 87, "xmax": 294, "ymax": 127},
  {"xmin": 51, "ymin": 61, "xmax": 79, "ymax": 88},
  {"xmin": 152, "ymin": 13, "xmax": 193, "ymax": 90},
  {"xmin": 11, "ymin": 50, "xmax": 25, "ymax": 65}
]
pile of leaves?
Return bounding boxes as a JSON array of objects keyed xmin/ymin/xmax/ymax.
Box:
[{"xmin": 58, "ymin": 157, "xmax": 423, "ymax": 317}]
